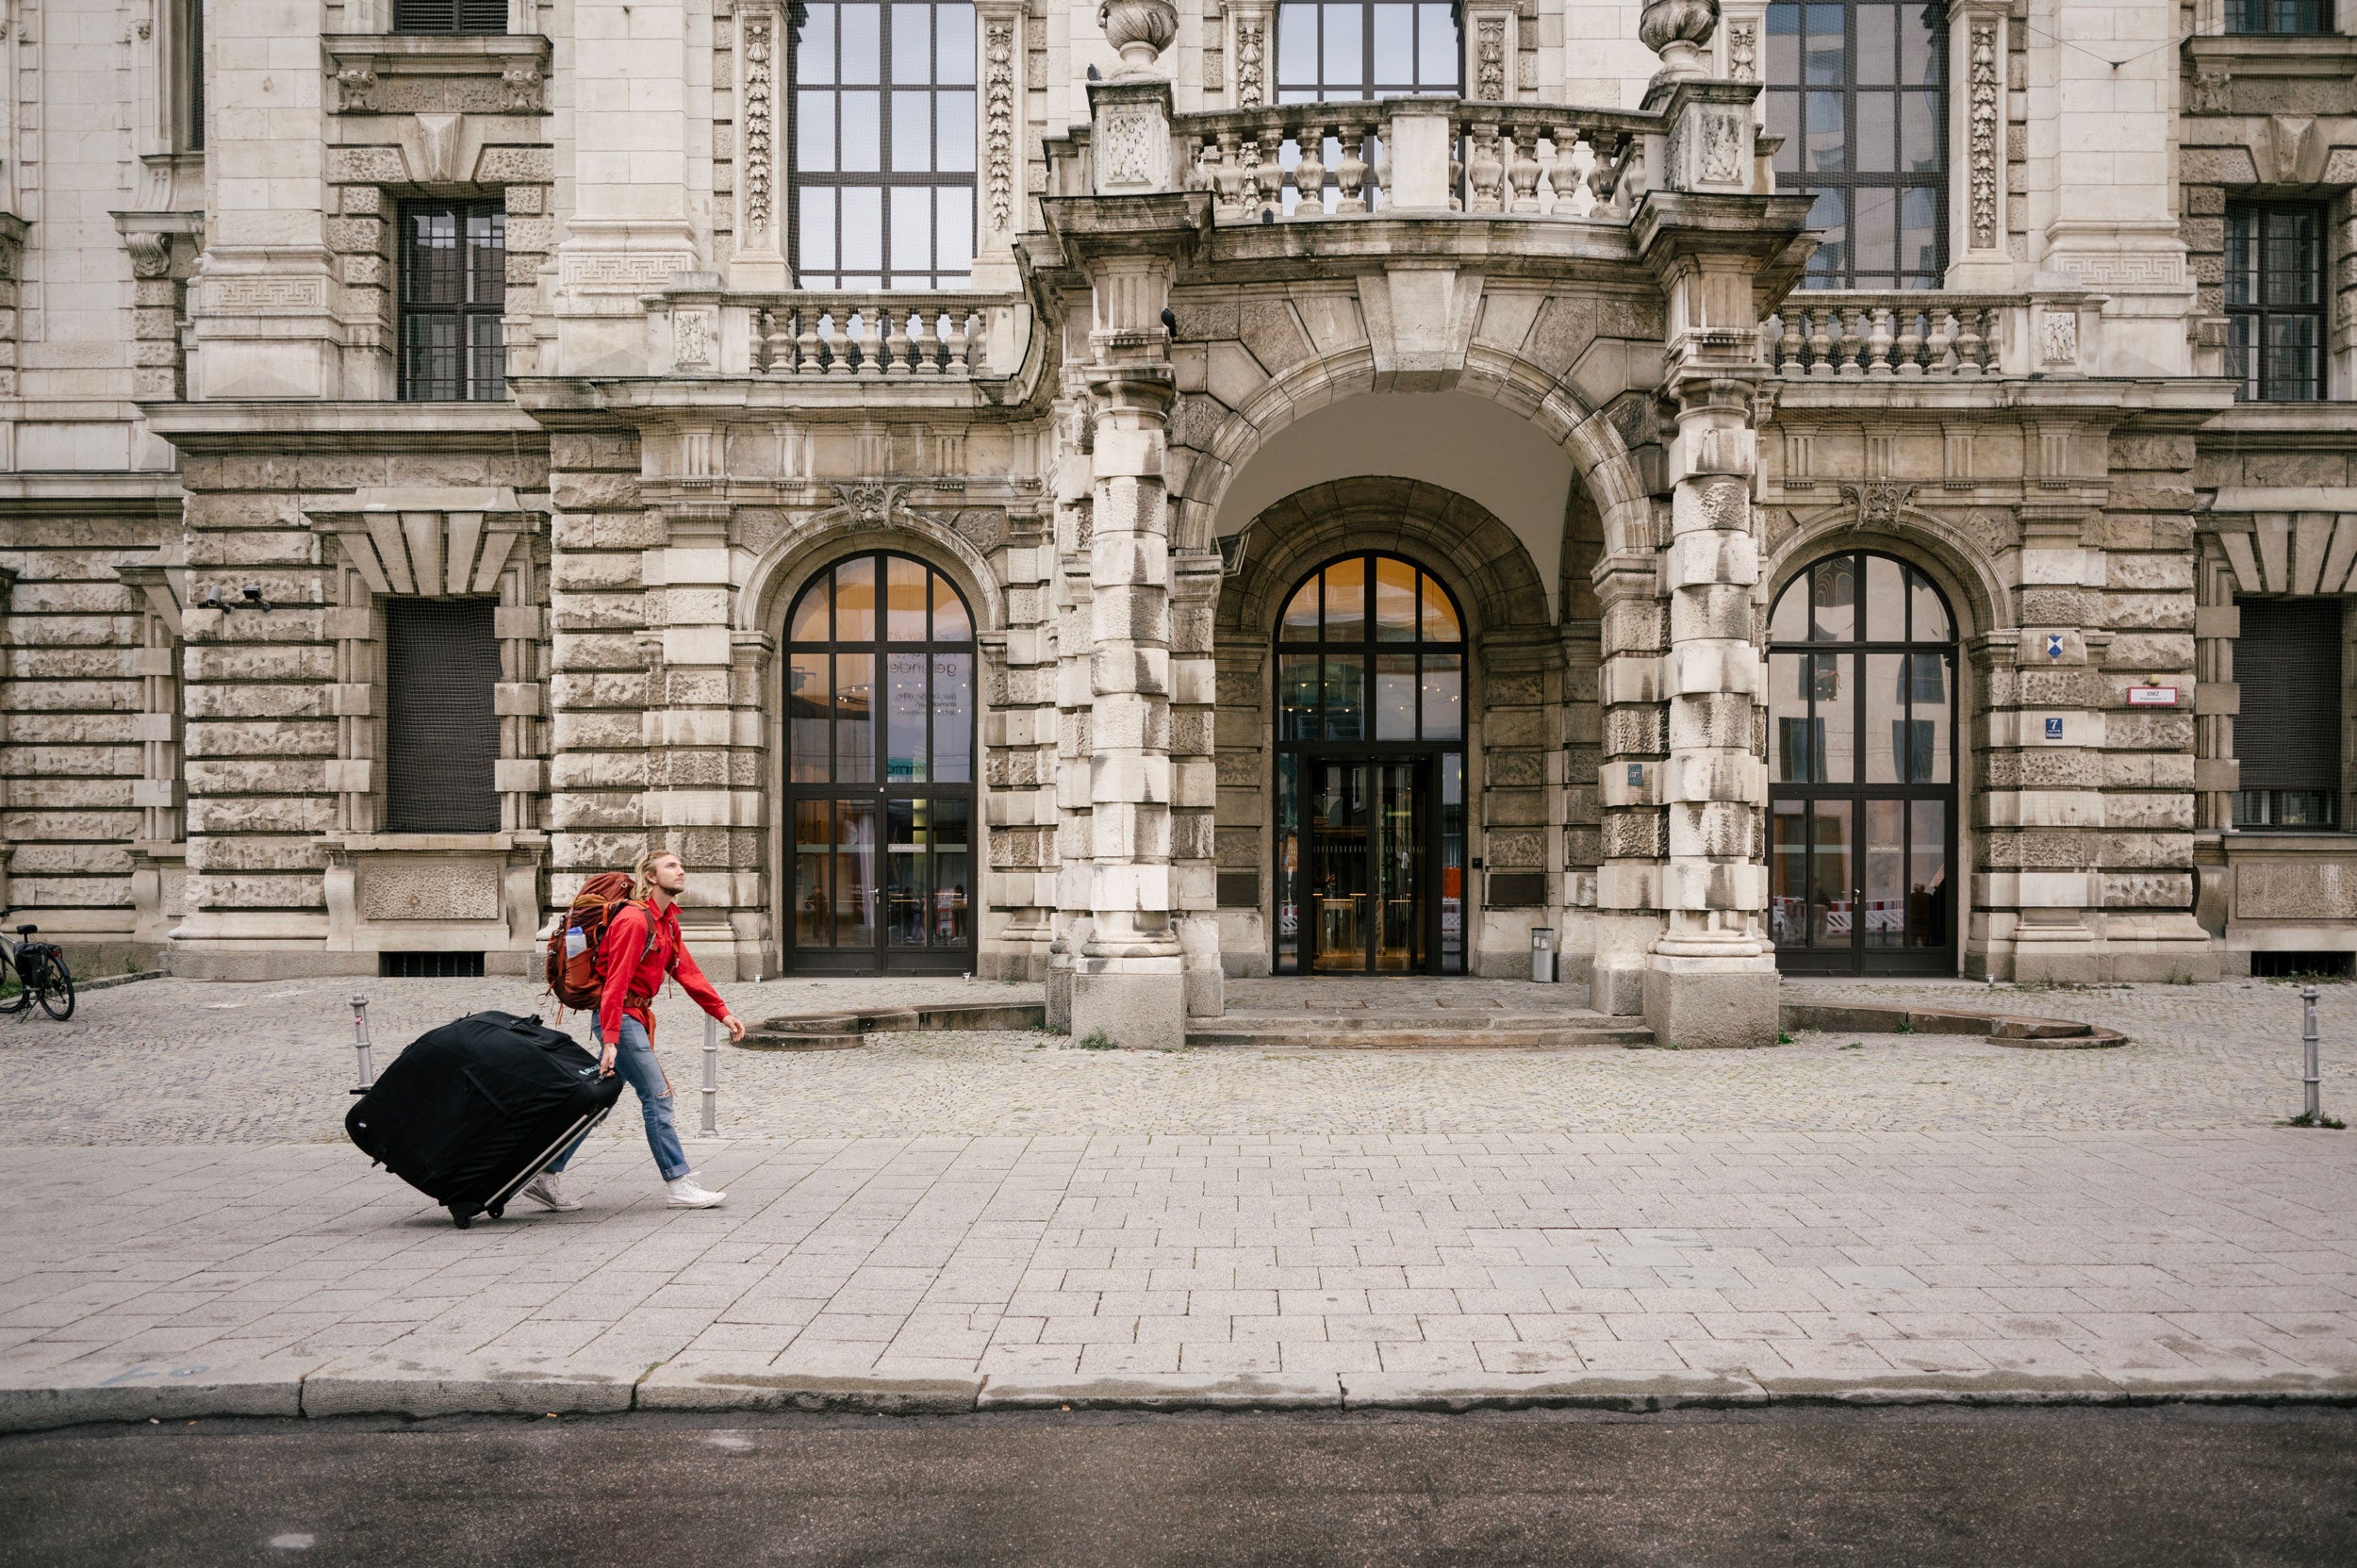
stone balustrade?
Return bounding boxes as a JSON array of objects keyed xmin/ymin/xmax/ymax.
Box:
[
  {"xmin": 748, "ymin": 295, "xmax": 1007, "ymax": 378},
  {"xmin": 647, "ymin": 290, "xmax": 1026, "ymax": 380},
  {"xmin": 1762, "ymin": 293, "xmax": 2018, "ymax": 378},
  {"xmin": 1176, "ymin": 98, "xmax": 1646, "ymax": 224}
]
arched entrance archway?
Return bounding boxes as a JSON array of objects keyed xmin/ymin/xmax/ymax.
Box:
[
  {"xmin": 1272, "ymin": 551, "xmax": 1469, "ymax": 976},
  {"xmin": 781, "ymin": 551, "xmax": 978, "ymax": 975},
  {"xmin": 1767, "ymin": 550, "xmax": 1959, "ymax": 975}
]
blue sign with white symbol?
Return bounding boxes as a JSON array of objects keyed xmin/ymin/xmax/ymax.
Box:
[
  {"xmin": 2045, "ymin": 717, "xmax": 2065, "ymax": 741},
  {"xmin": 1627, "ymin": 763, "xmax": 1643, "ymax": 786},
  {"xmin": 2046, "ymin": 634, "xmax": 2065, "ymax": 660}
]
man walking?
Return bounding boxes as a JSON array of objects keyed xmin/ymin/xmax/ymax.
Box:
[{"xmin": 523, "ymin": 849, "xmax": 746, "ymax": 1211}]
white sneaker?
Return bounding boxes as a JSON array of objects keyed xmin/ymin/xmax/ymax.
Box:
[
  {"xmin": 519, "ymin": 1172, "xmax": 581, "ymax": 1212},
  {"xmin": 666, "ymin": 1176, "xmax": 727, "ymax": 1209}
]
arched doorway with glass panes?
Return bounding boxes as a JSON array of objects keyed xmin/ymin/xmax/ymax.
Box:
[
  {"xmin": 781, "ymin": 552, "xmax": 977, "ymax": 974},
  {"xmin": 1767, "ymin": 550, "xmax": 1959, "ymax": 976},
  {"xmin": 1271, "ymin": 552, "xmax": 1469, "ymax": 976}
]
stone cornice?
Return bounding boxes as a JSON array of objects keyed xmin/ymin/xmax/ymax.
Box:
[{"xmin": 140, "ymin": 401, "xmax": 546, "ymax": 453}]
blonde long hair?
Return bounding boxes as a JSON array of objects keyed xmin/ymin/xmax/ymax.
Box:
[{"xmin": 629, "ymin": 848, "xmax": 679, "ymax": 903}]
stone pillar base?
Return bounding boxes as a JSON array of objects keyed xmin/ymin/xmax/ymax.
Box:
[
  {"xmin": 1072, "ymin": 954, "xmax": 1186, "ymax": 1051},
  {"xmin": 1643, "ymin": 952, "xmax": 1780, "ymax": 1048}
]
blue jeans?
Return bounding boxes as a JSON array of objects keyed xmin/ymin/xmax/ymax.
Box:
[{"xmin": 549, "ymin": 1015, "xmax": 688, "ymax": 1182}]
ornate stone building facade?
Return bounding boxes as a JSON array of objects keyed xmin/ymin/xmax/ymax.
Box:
[{"xmin": 1, "ymin": 0, "xmax": 2352, "ymax": 1045}]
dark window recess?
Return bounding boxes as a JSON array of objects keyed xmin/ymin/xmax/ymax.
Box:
[
  {"xmin": 181, "ymin": 0, "xmax": 204, "ymax": 152},
  {"xmin": 2226, "ymin": 203, "xmax": 2327, "ymax": 403},
  {"xmin": 1274, "ymin": 1, "xmax": 1462, "ymax": 98},
  {"xmin": 393, "ymin": 0, "xmax": 511, "ymax": 32},
  {"xmin": 384, "ymin": 598, "xmax": 503, "ymax": 834},
  {"xmin": 1765, "ymin": 1, "xmax": 1949, "ymax": 290},
  {"xmin": 381, "ymin": 951, "xmax": 487, "ymax": 979},
  {"xmin": 2250, "ymin": 950, "xmax": 2356, "ymax": 980},
  {"xmin": 1216, "ymin": 871, "xmax": 1261, "ymax": 909},
  {"xmin": 2233, "ymin": 598, "xmax": 2343, "ymax": 830},
  {"xmin": 1485, "ymin": 872, "xmax": 1547, "ymax": 910},
  {"xmin": 2226, "ymin": 1, "xmax": 2334, "ymax": 32},
  {"xmin": 792, "ymin": 0, "xmax": 979, "ymax": 289},
  {"xmin": 399, "ymin": 200, "xmax": 507, "ymax": 402}
]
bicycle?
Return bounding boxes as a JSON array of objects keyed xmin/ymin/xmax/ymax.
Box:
[{"xmin": 0, "ymin": 911, "xmax": 74, "ymax": 1021}]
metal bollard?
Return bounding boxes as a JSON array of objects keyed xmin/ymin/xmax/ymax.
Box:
[
  {"xmin": 2302, "ymin": 983, "xmax": 2322, "ymax": 1124},
  {"xmin": 352, "ymin": 995, "xmax": 376, "ymax": 1089},
  {"xmin": 701, "ymin": 1013, "xmax": 719, "ymax": 1137}
]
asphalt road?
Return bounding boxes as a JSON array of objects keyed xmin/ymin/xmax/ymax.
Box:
[{"xmin": 5, "ymin": 1407, "xmax": 2355, "ymax": 1567}]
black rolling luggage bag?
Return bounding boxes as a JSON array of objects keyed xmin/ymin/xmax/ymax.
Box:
[{"xmin": 346, "ymin": 1011, "xmax": 622, "ymax": 1228}]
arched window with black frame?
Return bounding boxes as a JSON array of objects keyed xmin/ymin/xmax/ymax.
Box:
[
  {"xmin": 1766, "ymin": 552, "xmax": 1958, "ymax": 975},
  {"xmin": 791, "ymin": 0, "xmax": 978, "ymax": 289},
  {"xmin": 1764, "ymin": 2, "xmax": 1948, "ymax": 290},
  {"xmin": 1271, "ymin": 552, "xmax": 1468, "ymax": 976},
  {"xmin": 783, "ymin": 553, "xmax": 977, "ymax": 974}
]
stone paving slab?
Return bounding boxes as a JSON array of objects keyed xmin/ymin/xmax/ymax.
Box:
[
  {"xmin": 3, "ymin": 1124, "xmax": 2353, "ymax": 1429},
  {"xmin": 6, "ymin": 975, "xmax": 2354, "ymax": 1141}
]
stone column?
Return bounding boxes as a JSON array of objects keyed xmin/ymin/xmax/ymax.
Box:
[
  {"xmin": 728, "ymin": 0, "xmax": 790, "ymax": 289},
  {"xmin": 1071, "ymin": 270, "xmax": 1186, "ymax": 1050},
  {"xmin": 1634, "ymin": 18, "xmax": 1795, "ymax": 1047},
  {"xmin": 1047, "ymin": 377, "xmax": 1096, "ymax": 1031},
  {"xmin": 1171, "ymin": 549, "xmax": 1223, "ymax": 1016}
]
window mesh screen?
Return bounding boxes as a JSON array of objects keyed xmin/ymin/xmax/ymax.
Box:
[
  {"xmin": 2237, "ymin": 598, "xmax": 2342, "ymax": 795},
  {"xmin": 384, "ymin": 599, "xmax": 503, "ymax": 834},
  {"xmin": 394, "ymin": 0, "xmax": 511, "ymax": 31}
]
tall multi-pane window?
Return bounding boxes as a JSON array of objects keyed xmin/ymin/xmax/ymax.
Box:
[
  {"xmin": 399, "ymin": 201, "xmax": 507, "ymax": 402},
  {"xmin": 2226, "ymin": 1, "xmax": 2334, "ymax": 31},
  {"xmin": 392, "ymin": 0, "xmax": 510, "ymax": 30},
  {"xmin": 1765, "ymin": 2, "xmax": 1948, "ymax": 289},
  {"xmin": 793, "ymin": 1, "xmax": 978, "ymax": 290},
  {"xmin": 2233, "ymin": 599, "xmax": 2343, "ymax": 829},
  {"xmin": 2226, "ymin": 203, "xmax": 2327, "ymax": 403},
  {"xmin": 1274, "ymin": 2, "xmax": 1461, "ymax": 99}
]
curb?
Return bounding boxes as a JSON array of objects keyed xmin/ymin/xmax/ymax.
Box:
[
  {"xmin": 9, "ymin": 1364, "xmax": 2357, "ymax": 1434},
  {"xmin": 74, "ymin": 970, "xmax": 166, "ymax": 994}
]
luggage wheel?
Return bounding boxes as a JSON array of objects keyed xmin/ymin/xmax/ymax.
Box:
[
  {"xmin": 449, "ymin": 1206, "xmax": 474, "ymax": 1230},
  {"xmin": 487, "ymin": 1203, "xmax": 507, "ymax": 1220}
]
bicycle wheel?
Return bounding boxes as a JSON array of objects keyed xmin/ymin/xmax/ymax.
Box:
[
  {"xmin": 0, "ymin": 951, "xmax": 28, "ymax": 1015},
  {"xmin": 34, "ymin": 953, "xmax": 73, "ymax": 1021}
]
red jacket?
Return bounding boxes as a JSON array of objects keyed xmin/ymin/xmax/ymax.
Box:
[{"xmin": 596, "ymin": 899, "xmax": 727, "ymax": 1046}]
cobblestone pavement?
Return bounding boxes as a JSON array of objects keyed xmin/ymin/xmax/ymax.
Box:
[
  {"xmin": 2, "ymin": 974, "xmax": 2350, "ymax": 1143},
  {"xmin": 2, "ymin": 973, "xmax": 2353, "ymax": 1415}
]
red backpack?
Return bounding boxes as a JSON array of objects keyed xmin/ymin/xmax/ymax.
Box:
[{"xmin": 545, "ymin": 872, "xmax": 657, "ymax": 1015}]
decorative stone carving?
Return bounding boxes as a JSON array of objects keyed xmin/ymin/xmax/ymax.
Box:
[
  {"xmin": 2187, "ymin": 65, "xmax": 2231, "ymax": 116},
  {"xmin": 1098, "ymin": 106, "xmax": 1162, "ymax": 188},
  {"xmin": 2041, "ymin": 311, "xmax": 2079, "ymax": 366},
  {"xmin": 1699, "ymin": 107, "xmax": 1745, "ymax": 183},
  {"xmin": 501, "ymin": 59, "xmax": 543, "ymax": 114},
  {"xmin": 335, "ymin": 63, "xmax": 378, "ymax": 114},
  {"xmin": 1099, "ymin": 0, "xmax": 1178, "ymax": 72},
  {"xmin": 1234, "ymin": 15, "xmax": 1265, "ymax": 107},
  {"xmin": 1725, "ymin": 19, "xmax": 1756, "ymax": 80},
  {"xmin": 1969, "ymin": 20, "xmax": 1999, "ymax": 250},
  {"xmin": 673, "ymin": 310, "xmax": 713, "ymax": 369},
  {"xmin": 1639, "ymin": 0, "xmax": 1719, "ymax": 81},
  {"xmin": 1475, "ymin": 16, "xmax": 1507, "ymax": 101},
  {"xmin": 741, "ymin": 12, "xmax": 777, "ymax": 243},
  {"xmin": 1840, "ymin": 480, "xmax": 1918, "ymax": 532},
  {"xmin": 984, "ymin": 18, "xmax": 1016, "ymax": 234}
]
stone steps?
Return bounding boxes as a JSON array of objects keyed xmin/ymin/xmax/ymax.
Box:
[{"xmin": 1187, "ymin": 1011, "xmax": 1654, "ymax": 1050}]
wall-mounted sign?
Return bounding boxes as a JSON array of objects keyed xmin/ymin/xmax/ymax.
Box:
[
  {"xmin": 2046, "ymin": 634, "xmax": 2065, "ymax": 660},
  {"xmin": 2127, "ymin": 686, "xmax": 2180, "ymax": 707},
  {"xmin": 1626, "ymin": 763, "xmax": 1643, "ymax": 786},
  {"xmin": 2044, "ymin": 717, "xmax": 2065, "ymax": 740}
]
